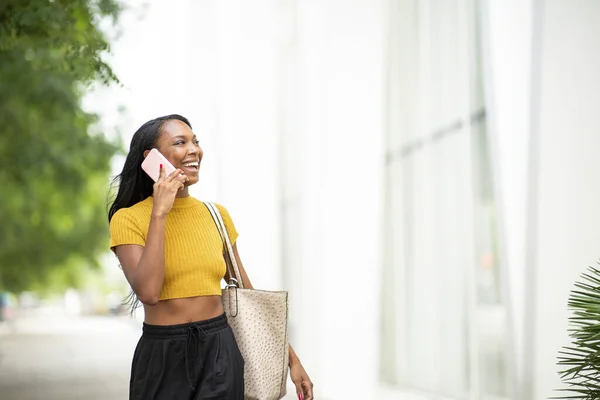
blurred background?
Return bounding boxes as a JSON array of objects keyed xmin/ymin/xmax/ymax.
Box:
[{"xmin": 1, "ymin": 0, "xmax": 599, "ymax": 399}]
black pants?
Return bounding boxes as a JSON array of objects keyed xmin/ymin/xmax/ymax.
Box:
[{"xmin": 130, "ymin": 314, "xmax": 245, "ymax": 400}]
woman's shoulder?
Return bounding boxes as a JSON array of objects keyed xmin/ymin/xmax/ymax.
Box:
[
  {"xmin": 205, "ymin": 201, "xmax": 233, "ymax": 217},
  {"xmin": 110, "ymin": 198, "xmax": 153, "ymax": 225},
  {"xmin": 190, "ymin": 198, "xmax": 229, "ymax": 212},
  {"xmin": 213, "ymin": 203, "xmax": 237, "ymax": 228}
]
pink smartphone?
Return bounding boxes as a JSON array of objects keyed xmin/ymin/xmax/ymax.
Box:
[{"xmin": 141, "ymin": 148, "xmax": 177, "ymax": 182}]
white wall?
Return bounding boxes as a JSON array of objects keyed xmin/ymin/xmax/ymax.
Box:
[
  {"xmin": 208, "ymin": 0, "xmax": 283, "ymax": 291},
  {"xmin": 532, "ymin": 1, "xmax": 600, "ymax": 399},
  {"xmin": 278, "ymin": 1, "xmax": 386, "ymax": 398}
]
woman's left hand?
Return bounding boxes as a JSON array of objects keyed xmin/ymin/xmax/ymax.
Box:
[{"xmin": 290, "ymin": 361, "xmax": 314, "ymax": 400}]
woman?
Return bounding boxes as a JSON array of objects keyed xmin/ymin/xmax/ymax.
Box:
[{"xmin": 108, "ymin": 114, "xmax": 313, "ymax": 400}]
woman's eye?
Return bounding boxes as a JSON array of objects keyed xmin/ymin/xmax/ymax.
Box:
[{"xmin": 175, "ymin": 141, "xmax": 184, "ymax": 145}]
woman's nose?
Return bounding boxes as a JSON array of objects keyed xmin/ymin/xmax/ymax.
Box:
[{"xmin": 187, "ymin": 144, "xmax": 198, "ymax": 154}]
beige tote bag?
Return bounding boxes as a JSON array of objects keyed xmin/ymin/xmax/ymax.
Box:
[{"xmin": 205, "ymin": 202, "xmax": 289, "ymax": 400}]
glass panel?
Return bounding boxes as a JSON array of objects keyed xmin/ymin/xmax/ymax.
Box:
[
  {"xmin": 400, "ymin": 133, "xmax": 470, "ymax": 398},
  {"xmin": 381, "ymin": 0, "xmax": 512, "ymax": 398},
  {"xmin": 471, "ymin": 121, "xmax": 510, "ymax": 398},
  {"xmin": 380, "ymin": 158, "xmax": 409, "ymax": 385},
  {"xmin": 387, "ymin": 0, "xmax": 421, "ymax": 152},
  {"xmin": 427, "ymin": 0, "xmax": 462, "ymax": 133},
  {"xmin": 472, "ymin": 118, "xmax": 510, "ymax": 399},
  {"xmin": 469, "ymin": 1, "xmax": 510, "ymax": 397}
]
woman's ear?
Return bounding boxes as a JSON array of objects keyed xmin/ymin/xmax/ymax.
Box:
[{"xmin": 143, "ymin": 149, "xmax": 150, "ymax": 158}]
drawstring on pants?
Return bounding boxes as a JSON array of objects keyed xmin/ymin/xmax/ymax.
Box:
[{"xmin": 185, "ymin": 324, "xmax": 207, "ymax": 390}]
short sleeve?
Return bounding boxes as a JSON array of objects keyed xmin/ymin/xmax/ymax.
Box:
[
  {"xmin": 215, "ymin": 203, "xmax": 239, "ymax": 245},
  {"xmin": 109, "ymin": 209, "xmax": 146, "ymax": 252}
]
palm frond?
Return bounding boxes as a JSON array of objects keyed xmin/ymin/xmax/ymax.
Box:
[{"xmin": 555, "ymin": 263, "xmax": 600, "ymax": 399}]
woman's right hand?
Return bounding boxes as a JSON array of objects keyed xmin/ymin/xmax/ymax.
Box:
[{"xmin": 151, "ymin": 165, "xmax": 188, "ymax": 218}]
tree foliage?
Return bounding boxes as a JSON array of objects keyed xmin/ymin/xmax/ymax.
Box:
[{"xmin": 0, "ymin": 0, "xmax": 121, "ymax": 292}]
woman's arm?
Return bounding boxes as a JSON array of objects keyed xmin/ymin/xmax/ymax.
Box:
[
  {"xmin": 114, "ymin": 167, "xmax": 187, "ymax": 305},
  {"xmin": 230, "ymin": 243, "xmax": 314, "ymax": 400},
  {"xmin": 115, "ymin": 213, "xmax": 166, "ymax": 305}
]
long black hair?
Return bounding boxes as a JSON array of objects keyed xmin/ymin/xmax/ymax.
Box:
[
  {"xmin": 108, "ymin": 114, "xmax": 192, "ymax": 313},
  {"xmin": 108, "ymin": 114, "xmax": 192, "ymax": 222}
]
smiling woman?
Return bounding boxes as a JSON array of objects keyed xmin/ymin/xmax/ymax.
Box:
[{"xmin": 106, "ymin": 115, "xmax": 313, "ymax": 400}]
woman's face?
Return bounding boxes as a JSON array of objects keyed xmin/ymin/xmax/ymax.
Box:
[{"xmin": 153, "ymin": 119, "xmax": 203, "ymax": 186}]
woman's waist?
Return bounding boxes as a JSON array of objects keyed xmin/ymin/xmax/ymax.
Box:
[
  {"xmin": 143, "ymin": 294, "xmax": 224, "ymax": 326},
  {"xmin": 142, "ymin": 312, "xmax": 228, "ymax": 338}
]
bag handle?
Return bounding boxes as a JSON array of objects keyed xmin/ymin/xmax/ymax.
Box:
[{"xmin": 204, "ymin": 202, "xmax": 245, "ymax": 289}]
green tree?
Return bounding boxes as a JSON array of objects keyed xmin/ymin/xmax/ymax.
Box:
[{"xmin": 0, "ymin": 0, "xmax": 121, "ymax": 292}]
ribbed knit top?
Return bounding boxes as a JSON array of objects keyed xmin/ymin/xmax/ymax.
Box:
[{"xmin": 108, "ymin": 196, "xmax": 238, "ymax": 300}]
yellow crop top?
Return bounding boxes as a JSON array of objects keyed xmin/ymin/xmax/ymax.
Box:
[{"xmin": 108, "ymin": 196, "xmax": 238, "ymax": 300}]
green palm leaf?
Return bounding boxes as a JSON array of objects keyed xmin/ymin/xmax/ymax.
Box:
[{"xmin": 554, "ymin": 264, "xmax": 600, "ymax": 399}]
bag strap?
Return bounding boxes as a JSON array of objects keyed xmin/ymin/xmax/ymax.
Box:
[{"xmin": 203, "ymin": 202, "xmax": 245, "ymax": 289}]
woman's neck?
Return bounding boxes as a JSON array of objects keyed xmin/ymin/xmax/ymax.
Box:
[{"xmin": 176, "ymin": 187, "xmax": 190, "ymax": 198}]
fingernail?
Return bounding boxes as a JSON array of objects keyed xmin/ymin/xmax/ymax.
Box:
[
  {"xmin": 160, "ymin": 164, "xmax": 163, "ymax": 169},
  {"xmin": 298, "ymin": 395, "xmax": 303, "ymax": 400}
]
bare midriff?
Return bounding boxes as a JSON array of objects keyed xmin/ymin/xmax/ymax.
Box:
[{"xmin": 142, "ymin": 295, "xmax": 224, "ymax": 326}]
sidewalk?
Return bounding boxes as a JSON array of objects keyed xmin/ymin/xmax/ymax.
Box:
[
  {"xmin": 0, "ymin": 320, "xmax": 13, "ymax": 336},
  {"xmin": 0, "ymin": 310, "xmax": 138, "ymax": 400}
]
